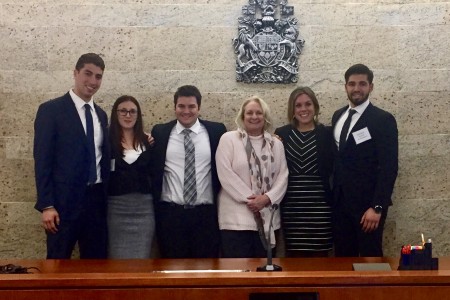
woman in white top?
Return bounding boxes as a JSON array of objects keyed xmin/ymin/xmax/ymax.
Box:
[{"xmin": 216, "ymin": 96, "xmax": 288, "ymax": 258}]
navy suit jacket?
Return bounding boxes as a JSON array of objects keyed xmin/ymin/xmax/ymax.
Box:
[
  {"xmin": 34, "ymin": 92, "xmax": 110, "ymax": 219},
  {"xmin": 150, "ymin": 119, "xmax": 227, "ymax": 203},
  {"xmin": 331, "ymin": 102, "xmax": 398, "ymax": 214}
]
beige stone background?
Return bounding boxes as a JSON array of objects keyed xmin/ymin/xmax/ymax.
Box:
[{"xmin": 0, "ymin": 0, "xmax": 449, "ymax": 259}]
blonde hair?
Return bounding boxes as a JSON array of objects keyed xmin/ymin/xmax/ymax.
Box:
[{"xmin": 235, "ymin": 96, "xmax": 273, "ymax": 132}]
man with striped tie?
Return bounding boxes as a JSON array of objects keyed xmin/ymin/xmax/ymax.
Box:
[{"xmin": 151, "ymin": 85, "xmax": 227, "ymax": 258}]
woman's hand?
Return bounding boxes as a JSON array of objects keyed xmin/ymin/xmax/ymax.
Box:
[
  {"xmin": 145, "ymin": 132, "xmax": 155, "ymax": 146},
  {"xmin": 247, "ymin": 194, "xmax": 271, "ymax": 213}
]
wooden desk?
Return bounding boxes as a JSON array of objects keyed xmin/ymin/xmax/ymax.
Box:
[{"xmin": 1, "ymin": 257, "xmax": 449, "ymax": 300}]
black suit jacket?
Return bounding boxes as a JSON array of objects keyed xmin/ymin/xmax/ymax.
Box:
[
  {"xmin": 275, "ymin": 123, "xmax": 334, "ymax": 203},
  {"xmin": 34, "ymin": 92, "xmax": 110, "ymax": 219},
  {"xmin": 150, "ymin": 119, "xmax": 227, "ymax": 203},
  {"xmin": 331, "ymin": 102, "xmax": 398, "ymax": 213}
]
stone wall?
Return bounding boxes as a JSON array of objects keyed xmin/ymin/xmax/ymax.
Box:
[{"xmin": 0, "ymin": 0, "xmax": 449, "ymax": 258}]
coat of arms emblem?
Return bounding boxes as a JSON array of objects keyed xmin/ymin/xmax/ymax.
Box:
[{"xmin": 233, "ymin": 0, "xmax": 304, "ymax": 83}]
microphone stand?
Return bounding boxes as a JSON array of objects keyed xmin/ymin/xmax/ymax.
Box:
[{"xmin": 257, "ymin": 204, "xmax": 282, "ymax": 272}]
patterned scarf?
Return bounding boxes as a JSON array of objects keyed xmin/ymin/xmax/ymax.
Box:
[{"xmin": 238, "ymin": 128, "xmax": 277, "ymax": 247}]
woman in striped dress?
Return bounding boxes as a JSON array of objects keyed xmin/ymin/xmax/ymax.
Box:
[{"xmin": 275, "ymin": 87, "xmax": 334, "ymax": 257}]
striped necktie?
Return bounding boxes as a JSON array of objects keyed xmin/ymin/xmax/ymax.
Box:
[{"xmin": 182, "ymin": 129, "xmax": 197, "ymax": 205}]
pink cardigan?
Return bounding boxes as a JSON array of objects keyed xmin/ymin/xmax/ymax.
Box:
[{"xmin": 215, "ymin": 131, "xmax": 288, "ymax": 234}]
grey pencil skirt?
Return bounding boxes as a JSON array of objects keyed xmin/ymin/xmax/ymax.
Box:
[{"xmin": 107, "ymin": 193, "xmax": 155, "ymax": 259}]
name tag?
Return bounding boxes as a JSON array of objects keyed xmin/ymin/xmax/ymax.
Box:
[
  {"xmin": 110, "ymin": 159, "xmax": 115, "ymax": 172},
  {"xmin": 352, "ymin": 127, "xmax": 371, "ymax": 144}
]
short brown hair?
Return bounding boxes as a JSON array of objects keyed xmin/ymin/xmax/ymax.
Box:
[{"xmin": 75, "ymin": 53, "xmax": 105, "ymax": 71}]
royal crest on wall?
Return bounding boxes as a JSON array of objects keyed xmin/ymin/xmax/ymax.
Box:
[{"xmin": 233, "ymin": 0, "xmax": 304, "ymax": 83}]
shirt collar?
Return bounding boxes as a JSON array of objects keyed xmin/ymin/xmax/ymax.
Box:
[
  {"xmin": 348, "ymin": 99, "xmax": 370, "ymax": 115},
  {"xmin": 176, "ymin": 118, "xmax": 201, "ymax": 134},
  {"xmin": 69, "ymin": 89, "xmax": 94, "ymax": 111}
]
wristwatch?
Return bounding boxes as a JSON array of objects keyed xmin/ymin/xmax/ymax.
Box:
[{"xmin": 373, "ymin": 205, "xmax": 383, "ymax": 214}]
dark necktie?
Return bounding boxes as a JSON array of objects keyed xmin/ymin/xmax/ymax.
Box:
[
  {"xmin": 339, "ymin": 109, "xmax": 357, "ymax": 152},
  {"xmin": 84, "ymin": 104, "xmax": 97, "ymax": 184},
  {"xmin": 182, "ymin": 129, "xmax": 197, "ymax": 205}
]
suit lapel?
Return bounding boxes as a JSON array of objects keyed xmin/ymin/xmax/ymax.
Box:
[{"xmin": 62, "ymin": 94, "xmax": 88, "ymax": 145}]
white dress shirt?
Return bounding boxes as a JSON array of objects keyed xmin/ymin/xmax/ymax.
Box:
[
  {"xmin": 161, "ymin": 119, "xmax": 213, "ymax": 205},
  {"xmin": 334, "ymin": 99, "xmax": 370, "ymax": 150}
]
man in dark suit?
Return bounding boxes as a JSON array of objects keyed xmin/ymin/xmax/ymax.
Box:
[
  {"xmin": 34, "ymin": 53, "xmax": 110, "ymax": 259},
  {"xmin": 151, "ymin": 85, "xmax": 227, "ymax": 258},
  {"xmin": 331, "ymin": 64, "xmax": 398, "ymax": 257}
]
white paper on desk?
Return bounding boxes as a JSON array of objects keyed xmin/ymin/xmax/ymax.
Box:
[{"xmin": 153, "ymin": 269, "xmax": 250, "ymax": 273}]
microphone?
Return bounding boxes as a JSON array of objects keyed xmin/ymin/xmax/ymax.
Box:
[{"xmin": 257, "ymin": 204, "xmax": 282, "ymax": 272}]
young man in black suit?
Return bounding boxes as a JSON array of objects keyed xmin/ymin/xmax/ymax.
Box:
[
  {"xmin": 34, "ymin": 53, "xmax": 110, "ymax": 259},
  {"xmin": 151, "ymin": 85, "xmax": 227, "ymax": 258},
  {"xmin": 331, "ymin": 64, "xmax": 398, "ymax": 257}
]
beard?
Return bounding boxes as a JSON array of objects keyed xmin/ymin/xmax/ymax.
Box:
[{"xmin": 347, "ymin": 91, "xmax": 369, "ymax": 107}]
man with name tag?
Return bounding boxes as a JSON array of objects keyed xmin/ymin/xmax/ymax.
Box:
[{"xmin": 331, "ymin": 64, "xmax": 398, "ymax": 257}]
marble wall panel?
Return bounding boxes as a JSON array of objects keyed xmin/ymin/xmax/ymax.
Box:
[
  {"xmin": 397, "ymin": 92, "xmax": 450, "ymax": 135},
  {"xmin": 2, "ymin": 4, "xmax": 128, "ymax": 27},
  {"xmin": 3, "ymin": 137, "xmax": 33, "ymax": 161},
  {"xmin": 395, "ymin": 155, "xmax": 450, "ymax": 200},
  {"xmin": 297, "ymin": 3, "xmax": 401, "ymax": 26},
  {"xmin": 398, "ymin": 26, "xmax": 450, "ymax": 69},
  {"xmin": 0, "ymin": 0, "xmax": 46, "ymax": 3},
  {"xmin": 303, "ymin": 26, "xmax": 400, "ymax": 71},
  {"xmin": 0, "ymin": 93, "xmax": 40, "ymax": 137},
  {"xmin": 100, "ymin": 70, "xmax": 313, "ymax": 95},
  {"xmin": 0, "ymin": 27, "xmax": 48, "ymax": 71},
  {"xmin": 0, "ymin": 225, "xmax": 46, "ymax": 259},
  {"xmin": 134, "ymin": 27, "xmax": 235, "ymax": 71},
  {"xmin": 46, "ymin": 0, "xmax": 248, "ymax": 5},
  {"xmin": 1, "ymin": 71, "xmax": 72, "ymax": 94},
  {"xmin": 47, "ymin": 27, "xmax": 138, "ymax": 72},
  {"xmin": 382, "ymin": 219, "xmax": 397, "ymax": 257},
  {"xmin": 0, "ymin": 155, "xmax": 35, "ymax": 203},
  {"xmin": 309, "ymin": 0, "xmax": 446, "ymax": 3},
  {"xmin": 298, "ymin": 1, "xmax": 450, "ymax": 27},
  {"xmin": 399, "ymin": 134, "xmax": 450, "ymax": 157},
  {"xmin": 134, "ymin": 4, "xmax": 239, "ymax": 27},
  {"xmin": 0, "ymin": 202, "xmax": 40, "ymax": 226},
  {"xmin": 2, "ymin": 3, "xmax": 239, "ymax": 28},
  {"xmin": 400, "ymin": 69, "xmax": 450, "ymax": 92}
]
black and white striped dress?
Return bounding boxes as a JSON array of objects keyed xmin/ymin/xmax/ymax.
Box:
[{"xmin": 281, "ymin": 128, "xmax": 333, "ymax": 252}]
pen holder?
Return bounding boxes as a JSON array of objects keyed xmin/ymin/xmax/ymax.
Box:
[{"xmin": 398, "ymin": 242, "xmax": 439, "ymax": 270}]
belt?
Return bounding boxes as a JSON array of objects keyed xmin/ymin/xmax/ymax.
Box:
[{"xmin": 159, "ymin": 202, "xmax": 210, "ymax": 210}]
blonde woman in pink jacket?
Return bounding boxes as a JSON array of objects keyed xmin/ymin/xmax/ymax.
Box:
[{"xmin": 216, "ymin": 96, "xmax": 288, "ymax": 258}]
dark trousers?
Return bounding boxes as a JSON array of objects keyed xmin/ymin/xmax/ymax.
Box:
[
  {"xmin": 221, "ymin": 230, "xmax": 271, "ymax": 258},
  {"xmin": 46, "ymin": 184, "xmax": 107, "ymax": 259},
  {"xmin": 332, "ymin": 205, "xmax": 387, "ymax": 257},
  {"xmin": 156, "ymin": 202, "xmax": 220, "ymax": 258}
]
